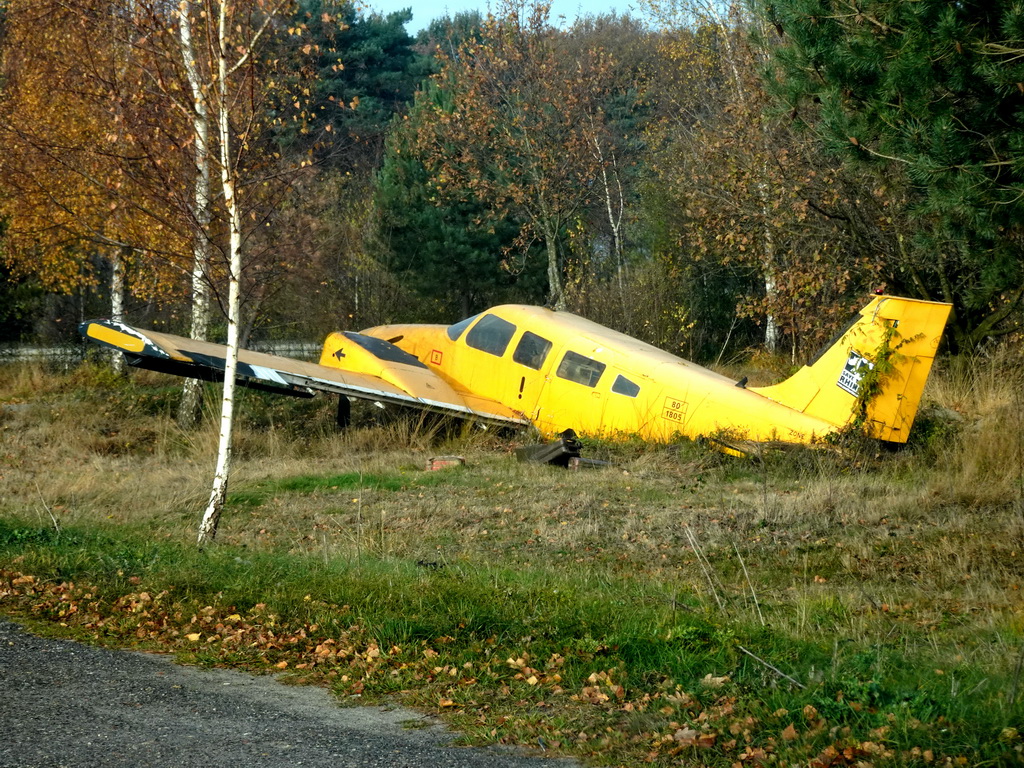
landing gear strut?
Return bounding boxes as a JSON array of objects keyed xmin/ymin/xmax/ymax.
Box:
[{"xmin": 336, "ymin": 395, "xmax": 351, "ymax": 430}]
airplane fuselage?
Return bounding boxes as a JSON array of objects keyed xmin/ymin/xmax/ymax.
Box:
[{"xmin": 362, "ymin": 305, "xmax": 837, "ymax": 443}]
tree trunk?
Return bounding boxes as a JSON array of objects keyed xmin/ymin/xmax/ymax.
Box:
[
  {"xmin": 546, "ymin": 237, "xmax": 565, "ymax": 310},
  {"xmin": 176, "ymin": 0, "xmax": 212, "ymax": 430},
  {"xmin": 760, "ymin": 176, "xmax": 780, "ymax": 353},
  {"xmin": 543, "ymin": 219, "xmax": 565, "ymax": 310},
  {"xmin": 108, "ymin": 2, "xmax": 130, "ymax": 377},
  {"xmin": 707, "ymin": 1, "xmax": 781, "ymax": 350},
  {"xmin": 196, "ymin": 239, "xmax": 239, "ymax": 545},
  {"xmin": 178, "ymin": 285, "xmax": 209, "ymax": 428},
  {"xmin": 109, "ymin": 248, "xmax": 126, "ymax": 375},
  {"xmin": 591, "ymin": 127, "xmax": 627, "ymax": 311},
  {"xmin": 197, "ymin": 0, "xmax": 241, "ymax": 546}
]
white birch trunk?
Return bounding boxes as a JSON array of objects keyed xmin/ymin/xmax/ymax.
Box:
[
  {"xmin": 758, "ymin": 163, "xmax": 779, "ymax": 353},
  {"xmin": 763, "ymin": 260, "xmax": 780, "ymax": 353},
  {"xmin": 109, "ymin": 248, "xmax": 126, "ymax": 375},
  {"xmin": 197, "ymin": 0, "xmax": 242, "ymax": 546},
  {"xmin": 108, "ymin": 2, "xmax": 130, "ymax": 376},
  {"xmin": 592, "ymin": 130, "xmax": 626, "ymax": 305},
  {"xmin": 177, "ymin": 0, "xmax": 213, "ymax": 429}
]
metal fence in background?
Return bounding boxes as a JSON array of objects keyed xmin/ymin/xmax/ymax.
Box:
[
  {"xmin": 0, "ymin": 344, "xmax": 85, "ymax": 366},
  {"xmin": 0, "ymin": 341, "xmax": 321, "ymax": 366},
  {"xmin": 247, "ymin": 342, "xmax": 321, "ymax": 361}
]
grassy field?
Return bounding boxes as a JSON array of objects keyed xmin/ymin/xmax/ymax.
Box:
[{"xmin": 1, "ymin": 353, "xmax": 1023, "ymax": 767}]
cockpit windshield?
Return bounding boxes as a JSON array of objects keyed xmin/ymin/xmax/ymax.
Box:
[
  {"xmin": 342, "ymin": 332, "xmax": 427, "ymax": 368},
  {"xmin": 446, "ymin": 314, "xmax": 479, "ymax": 341}
]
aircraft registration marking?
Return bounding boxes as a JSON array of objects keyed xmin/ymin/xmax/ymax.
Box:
[{"xmin": 662, "ymin": 396, "xmax": 687, "ymax": 425}]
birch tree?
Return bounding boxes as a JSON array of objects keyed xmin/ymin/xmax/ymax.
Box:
[
  {"xmin": 3, "ymin": 0, "xmax": 341, "ymax": 542},
  {"xmin": 195, "ymin": 0, "xmax": 257, "ymax": 544},
  {"xmin": 174, "ymin": 2, "xmax": 214, "ymax": 428},
  {"xmin": 640, "ymin": 0, "xmax": 896, "ymax": 359},
  {"xmin": 193, "ymin": 0, "xmax": 343, "ymax": 544},
  {"xmin": 558, "ymin": 14, "xmax": 654, "ymax": 317}
]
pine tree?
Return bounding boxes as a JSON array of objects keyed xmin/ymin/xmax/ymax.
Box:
[{"xmin": 758, "ymin": 0, "xmax": 1024, "ymax": 346}]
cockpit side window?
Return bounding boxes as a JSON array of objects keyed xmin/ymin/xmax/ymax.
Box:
[
  {"xmin": 465, "ymin": 314, "xmax": 517, "ymax": 357},
  {"xmin": 512, "ymin": 331, "xmax": 552, "ymax": 370},
  {"xmin": 611, "ymin": 374, "xmax": 640, "ymax": 397},
  {"xmin": 556, "ymin": 350, "xmax": 606, "ymax": 387},
  {"xmin": 446, "ymin": 314, "xmax": 479, "ymax": 341}
]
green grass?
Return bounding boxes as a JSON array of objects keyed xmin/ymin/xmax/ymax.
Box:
[
  {"xmin": 226, "ymin": 471, "xmax": 448, "ymax": 507},
  {"xmin": 2, "ymin": 510, "xmax": 1020, "ymax": 765}
]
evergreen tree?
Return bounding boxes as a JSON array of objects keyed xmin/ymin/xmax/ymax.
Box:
[
  {"xmin": 758, "ymin": 0, "xmax": 1024, "ymax": 346},
  {"xmin": 294, "ymin": 0, "xmax": 425, "ymax": 171},
  {"xmin": 373, "ymin": 81, "xmax": 545, "ymax": 320}
]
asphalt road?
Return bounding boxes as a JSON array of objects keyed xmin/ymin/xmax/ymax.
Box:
[{"xmin": 0, "ymin": 619, "xmax": 575, "ymax": 768}]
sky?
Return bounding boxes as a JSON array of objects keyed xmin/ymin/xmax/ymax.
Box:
[{"xmin": 363, "ymin": 0, "xmax": 643, "ymax": 34}]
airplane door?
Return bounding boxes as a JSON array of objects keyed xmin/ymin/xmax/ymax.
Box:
[
  {"xmin": 453, "ymin": 313, "xmax": 518, "ymax": 401},
  {"xmin": 509, "ymin": 330, "xmax": 554, "ymax": 420},
  {"xmin": 450, "ymin": 314, "xmax": 550, "ymax": 418},
  {"xmin": 537, "ymin": 348, "xmax": 608, "ymax": 435}
]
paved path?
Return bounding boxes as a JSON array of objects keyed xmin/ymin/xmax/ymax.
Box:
[{"xmin": 0, "ymin": 620, "xmax": 573, "ymax": 768}]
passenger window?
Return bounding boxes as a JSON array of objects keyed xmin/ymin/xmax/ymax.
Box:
[
  {"xmin": 611, "ymin": 375, "xmax": 640, "ymax": 398},
  {"xmin": 556, "ymin": 351, "xmax": 606, "ymax": 387},
  {"xmin": 465, "ymin": 314, "xmax": 517, "ymax": 357},
  {"xmin": 446, "ymin": 314, "xmax": 479, "ymax": 341},
  {"xmin": 512, "ymin": 331, "xmax": 552, "ymax": 370}
]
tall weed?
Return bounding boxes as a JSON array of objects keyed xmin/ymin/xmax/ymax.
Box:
[{"xmin": 926, "ymin": 345, "xmax": 1024, "ymax": 506}]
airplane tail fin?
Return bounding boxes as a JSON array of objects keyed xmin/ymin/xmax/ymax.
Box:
[{"xmin": 750, "ymin": 296, "xmax": 952, "ymax": 443}]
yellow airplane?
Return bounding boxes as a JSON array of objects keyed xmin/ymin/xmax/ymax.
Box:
[{"xmin": 79, "ymin": 294, "xmax": 951, "ymax": 447}]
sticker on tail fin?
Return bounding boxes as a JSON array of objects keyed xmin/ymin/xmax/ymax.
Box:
[{"xmin": 837, "ymin": 351, "xmax": 874, "ymax": 396}]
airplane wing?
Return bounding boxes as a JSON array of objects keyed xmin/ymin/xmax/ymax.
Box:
[{"xmin": 78, "ymin": 319, "xmax": 529, "ymax": 428}]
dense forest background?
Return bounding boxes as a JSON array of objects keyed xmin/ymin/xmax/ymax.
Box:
[{"xmin": 2, "ymin": 0, "xmax": 1022, "ymax": 363}]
